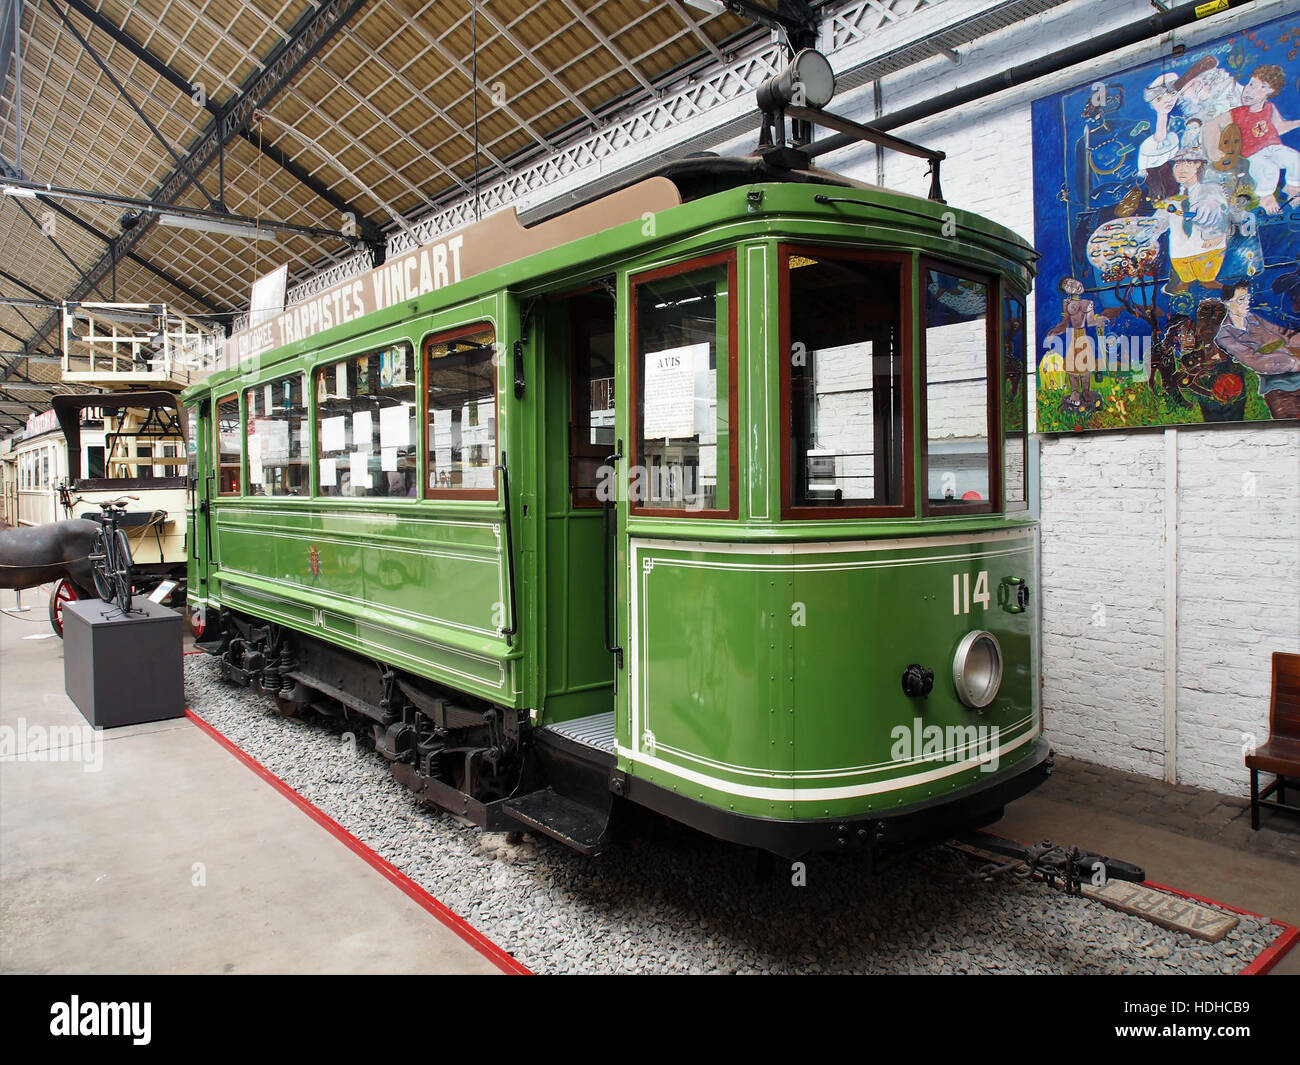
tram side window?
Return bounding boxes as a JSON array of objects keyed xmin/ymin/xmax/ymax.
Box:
[
  {"xmin": 316, "ymin": 343, "xmax": 418, "ymax": 498},
  {"xmin": 246, "ymin": 374, "xmax": 308, "ymax": 497},
  {"xmin": 1003, "ymin": 292, "xmax": 1029, "ymax": 511},
  {"xmin": 425, "ymin": 326, "xmax": 497, "ymax": 498},
  {"xmin": 923, "ymin": 267, "xmax": 995, "ymax": 513},
  {"xmin": 632, "ymin": 256, "xmax": 734, "ymax": 515},
  {"xmin": 217, "ymin": 394, "xmax": 242, "ymax": 495},
  {"xmin": 784, "ymin": 250, "xmax": 906, "ymax": 514},
  {"xmin": 87, "ymin": 446, "xmax": 105, "ymax": 479}
]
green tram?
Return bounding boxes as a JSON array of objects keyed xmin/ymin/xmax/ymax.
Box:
[{"xmin": 186, "ymin": 119, "xmax": 1047, "ymax": 859}]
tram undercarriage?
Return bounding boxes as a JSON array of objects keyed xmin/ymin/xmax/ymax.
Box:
[
  {"xmin": 202, "ymin": 607, "xmax": 1064, "ymax": 863},
  {"xmin": 205, "ymin": 610, "xmax": 535, "ymax": 829}
]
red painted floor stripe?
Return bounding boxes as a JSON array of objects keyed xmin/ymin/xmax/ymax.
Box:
[
  {"xmin": 977, "ymin": 831, "xmax": 1298, "ymax": 975},
  {"xmin": 1239, "ymin": 924, "xmax": 1300, "ymax": 976},
  {"xmin": 1143, "ymin": 879, "xmax": 1300, "ymax": 976},
  {"xmin": 186, "ymin": 707, "xmax": 532, "ymax": 975}
]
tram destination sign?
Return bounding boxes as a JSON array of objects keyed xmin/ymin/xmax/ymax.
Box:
[{"xmin": 222, "ymin": 178, "xmax": 681, "ymax": 368}]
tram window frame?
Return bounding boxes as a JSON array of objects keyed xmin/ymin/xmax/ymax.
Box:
[
  {"xmin": 315, "ymin": 342, "xmax": 420, "ymax": 500},
  {"xmin": 778, "ymin": 245, "xmax": 914, "ymax": 521},
  {"xmin": 216, "ymin": 393, "xmax": 242, "ymax": 496},
  {"xmin": 628, "ymin": 250, "xmax": 739, "ymax": 520},
  {"xmin": 918, "ymin": 259, "xmax": 999, "ymax": 518},
  {"xmin": 1002, "ymin": 285, "xmax": 1030, "ymax": 513},
  {"xmin": 423, "ymin": 323, "xmax": 499, "ymax": 501},
  {"xmin": 568, "ymin": 288, "xmax": 618, "ymax": 510},
  {"xmin": 245, "ymin": 373, "xmax": 310, "ymax": 498}
]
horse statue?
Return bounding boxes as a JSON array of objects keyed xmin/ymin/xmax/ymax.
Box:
[{"xmin": 0, "ymin": 519, "xmax": 100, "ymax": 596}]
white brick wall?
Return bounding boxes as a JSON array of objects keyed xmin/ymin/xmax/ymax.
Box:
[
  {"xmin": 1175, "ymin": 427, "xmax": 1300, "ymax": 793},
  {"xmin": 1039, "ymin": 432, "xmax": 1170, "ymax": 777},
  {"xmin": 800, "ymin": 0, "xmax": 1300, "ymax": 793}
]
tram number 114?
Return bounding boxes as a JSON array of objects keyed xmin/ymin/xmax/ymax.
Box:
[{"xmin": 953, "ymin": 571, "xmax": 990, "ymax": 615}]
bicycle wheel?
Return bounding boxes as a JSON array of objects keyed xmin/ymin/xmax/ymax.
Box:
[
  {"xmin": 91, "ymin": 528, "xmax": 115, "ymax": 602},
  {"xmin": 111, "ymin": 527, "xmax": 133, "ymax": 613}
]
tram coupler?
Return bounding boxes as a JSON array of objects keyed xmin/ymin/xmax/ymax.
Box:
[{"xmin": 957, "ymin": 832, "xmax": 1146, "ymax": 895}]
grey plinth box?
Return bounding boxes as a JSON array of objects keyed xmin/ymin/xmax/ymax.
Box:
[{"xmin": 63, "ymin": 597, "xmax": 185, "ymax": 728}]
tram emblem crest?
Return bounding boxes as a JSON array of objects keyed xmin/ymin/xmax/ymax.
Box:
[{"xmin": 308, "ymin": 545, "xmax": 321, "ymax": 578}]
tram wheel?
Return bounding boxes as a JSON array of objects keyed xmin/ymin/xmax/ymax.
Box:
[{"xmin": 273, "ymin": 694, "xmax": 306, "ymax": 718}]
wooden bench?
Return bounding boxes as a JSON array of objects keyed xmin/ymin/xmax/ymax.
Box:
[{"xmin": 1247, "ymin": 651, "xmax": 1300, "ymax": 830}]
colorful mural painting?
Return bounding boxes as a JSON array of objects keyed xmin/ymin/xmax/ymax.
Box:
[{"xmin": 1031, "ymin": 13, "xmax": 1300, "ymax": 431}]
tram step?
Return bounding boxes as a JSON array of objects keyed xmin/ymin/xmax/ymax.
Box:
[{"xmin": 502, "ymin": 788, "xmax": 612, "ymax": 855}]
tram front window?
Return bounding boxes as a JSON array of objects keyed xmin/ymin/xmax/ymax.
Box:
[
  {"xmin": 922, "ymin": 267, "xmax": 995, "ymax": 513},
  {"xmin": 784, "ymin": 249, "xmax": 905, "ymax": 514},
  {"xmin": 1003, "ymin": 291, "xmax": 1029, "ymax": 511}
]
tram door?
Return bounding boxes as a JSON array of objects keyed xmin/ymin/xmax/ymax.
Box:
[
  {"xmin": 189, "ymin": 399, "xmax": 213, "ymax": 608},
  {"xmin": 540, "ymin": 286, "xmax": 619, "ymax": 724}
]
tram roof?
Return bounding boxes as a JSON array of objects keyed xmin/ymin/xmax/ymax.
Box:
[{"xmin": 183, "ymin": 151, "xmax": 1035, "ymax": 400}]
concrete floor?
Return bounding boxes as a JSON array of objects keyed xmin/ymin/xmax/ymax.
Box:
[
  {"xmin": 1, "ymin": 585, "xmax": 1295, "ymax": 975},
  {"xmin": 0, "ymin": 588, "xmax": 502, "ymax": 975}
]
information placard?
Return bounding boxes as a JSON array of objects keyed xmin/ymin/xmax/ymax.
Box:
[
  {"xmin": 321, "ymin": 415, "xmax": 347, "ymax": 453},
  {"xmin": 380, "ymin": 403, "xmax": 410, "ymax": 448},
  {"xmin": 643, "ymin": 343, "xmax": 703, "ymax": 439}
]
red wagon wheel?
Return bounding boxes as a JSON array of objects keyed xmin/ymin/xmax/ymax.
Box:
[{"xmin": 48, "ymin": 578, "xmax": 80, "ymax": 638}]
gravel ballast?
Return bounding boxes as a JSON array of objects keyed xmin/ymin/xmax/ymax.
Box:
[{"xmin": 184, "ymin": 655, "xmax": 1285, "ymax": 975}]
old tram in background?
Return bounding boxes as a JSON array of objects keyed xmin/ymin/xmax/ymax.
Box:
[
  {"xmin": 4, "ymin": 407, "xmax": 104, "ymax": 529},
  {"xmin": 186, "ymin": 54, "xmax": 1048, "ymax": 860}
]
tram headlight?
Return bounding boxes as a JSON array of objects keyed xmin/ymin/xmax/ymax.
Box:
[
  {"xmin": 952, "ymin": 630, "xmax": 1003, "ymax": 709},
  {"xmin": 756, "ymin": 49, "xmax": 836, "ymax": 113}
]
